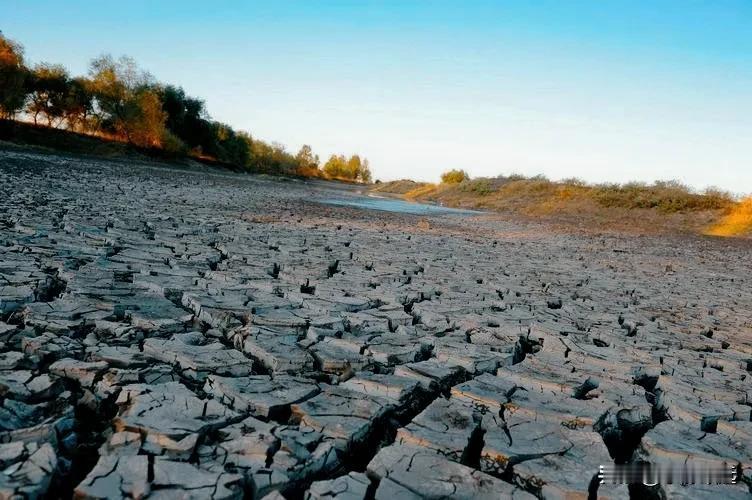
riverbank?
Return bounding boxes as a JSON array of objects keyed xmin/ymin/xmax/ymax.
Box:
[{"xmin": 371, "ymin": 176, "xmax": 752, "ymax": 237}]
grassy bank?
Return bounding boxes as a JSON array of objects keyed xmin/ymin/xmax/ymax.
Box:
[
  {"xmin": 372, "ymin": 175, "xmax": 751, "ymax": 237},
  {"xmin": 0, "ymin": 121, "xmax": 343, "ymax": 179},
  {"xmin": 706, "ymin": 198, "xmax": 752, "ymax": 237},
  {"xmin": 0, "ymin": 119, "xmax": 246, "ymax": 169}
]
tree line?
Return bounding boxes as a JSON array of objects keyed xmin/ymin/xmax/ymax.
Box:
[{"xmin": 0, "ymin": 33, "xmax": 371, "ymax": 182}]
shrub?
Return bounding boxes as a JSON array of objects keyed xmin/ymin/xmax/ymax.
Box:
[
  {"xmin": 591, "ymin": 181, "xmax": 733, "ymax": 213},
  {"xmin": 441, "ymin": 169, "xmax": 469, "ymax": 184},
  {"xmin": 459, "ymin": 178, "xmax": 494, "ymax": 195},
  {"xmin": 161, "ymin": 129, "xmax": 187, "ymax": 156}
]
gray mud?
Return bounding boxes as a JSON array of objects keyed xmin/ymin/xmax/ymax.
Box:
[{"xmin": 1, "ymin": 148, "xmax": 750, "ymax": 499}]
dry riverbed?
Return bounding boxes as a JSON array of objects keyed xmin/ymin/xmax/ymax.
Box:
[{"xmin": 1, "ymin": 148, "xmax": 751, "ymax": 499}]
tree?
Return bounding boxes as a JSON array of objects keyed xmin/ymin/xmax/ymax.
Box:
[
  {"xmin": 128, "ymin": 89, "xmax": 167, "ymax": 147},
  {"xmin": 346, "ymin": 155, "xmax": 362, "ymax": 180},
  {"xmin": 27, "ymin": 63, "xmax": 69, "ymax": 126},
  {"xmin": 441, "ymin": 169, "xmax": 469, "ymax": 184},
  {"xmin": 295, "ymin": 144, "xmax": 320, "ymax": 176},
  {"xmin": 206, "ymin": 123, "xmax": 250, "ymax": 166},
  {"xmin": 88, "ymin": 55, "xmax": 165, "ymax": 146},
  {"xmin": 296, "ymin": 145, "xmax": 318, "ymax": 167},
  {"xmin": 322, "ymin": 154, "xmax": 371, "ymax": 182},
  {"xmin": 359, "ymin": 158, "xmax": 372, "ymax": 183},
  {"xmin": 62, "ymin": 77, "xmax": 94, "ymax": 132},
  {"xmin": 0, "ymin": 34, "xmax": 344, "ymax": 180},
  {"xmin": 323, "ymin": 154, "xmax": 348, "ymax": 178},
  {"xmin": 0, "ymin": 33, "xmax": 28, "ymax": 119},
  {"xmin": 158, "ymin": 84, "xmax": 207, "ymax": 148}
]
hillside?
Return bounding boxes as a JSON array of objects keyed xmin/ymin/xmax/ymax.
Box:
[{"xmin": 371, "ymin": 175, "xmax": 752, "ymax": 237}]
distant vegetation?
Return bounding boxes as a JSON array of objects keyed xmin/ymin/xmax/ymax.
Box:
[
  {"xmin": 370, "ymin": 179, "xmax": 427, "ymax": 195},
  {"xmin": 440, "ymin": 169, "xmax": 469, "ymax": 184},
  {"xmin": 706, "ymin": 198, "xmax": 752, "ymax": 237},
  {"xmin": 402, "ymin": 171, "xmax": 735, "ymax": 213},
  {"xmin": 374, "ymin": 171, "xmax": 751, "ymax": 236},
  {"xmin": 3, "ymin": 33, "xmax": 749, "ymax": 236},
  {"xmin": 322, "ymin": 154, "xmax": 371, "ymax": 183},
  {"xmin": 0, "ymin": 33, "xmax": 370, "ymax": 181}
]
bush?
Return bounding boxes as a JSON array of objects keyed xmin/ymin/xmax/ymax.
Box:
[
  {"xmin": 560, "ymin": 177, "xmax": 586, "ymax": 187},
  {"xmin": 591, "ymin": 181, "xmax": 733, "ymax": 213},
  {"xmin": 441, "ymin": 169, "xmax": 469, "ymax": 184},
  {"xmin": 161, "ymin": 129, "xmax": 187, "ymax": 156},
  {"xmin": 459, "ymin": 178, "xmax": 494, "ymax": 195}
]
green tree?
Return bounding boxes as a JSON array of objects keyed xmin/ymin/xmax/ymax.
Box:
[
  {"xmin": 62, "ymin": 77, "xmax": 94, "ymax": 132},
  {"xmin": 88, "ymin": 55, "xmax": 166, "ymax": 146},
  {"xmin": 358, "ymin": 158, "xmax": 372, "ymax": 183},
  {"xmin": 0, "ymin": 33, "xmax": 28, "ymax": 119},
  {"xmin": 346, "ymin": 155, "xmax": 362, "ymax": 179},
  {"xmin": 158, "ymin": 84, "xmax": 207, "ymax": 148},
  {"xmin": 0, "ymin": 34, "xmax": 351, "ymax": 180},
  {"xmin": 295, "ymin": 144, "xmax": 317, "ymax": 166},
  {"xmin": 323, "ymin": 154, "xmax": 347, "ymax": 178},
  {"xmin": 441, "ymin": 169, "xmax": 469, "ymax": 184},
  {"xmin": 208, "ymin": 123, "xmax": 250, "ymax": 166},
  {"xmin": 128, "ymin": 89, "xmax": 167, "ymax": 147},
  {"xmin": 27, "ymin": 63, "xmax": 69, "ymax": 126},
  {"xmin": 323, "ymin": 154, "xmax": 371, "ymax": 182},
  {"xmin": 295, "ymin": 144, "xmax": 321, "ymax": 176}
]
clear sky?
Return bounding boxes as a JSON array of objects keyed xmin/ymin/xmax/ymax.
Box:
[{"xmin": 2, "ymin": 1, "xmax": 751, "ymax": 192}]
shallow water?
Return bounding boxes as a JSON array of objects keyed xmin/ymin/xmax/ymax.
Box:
[{"xmin": 320, "ymin": 195, "xmax": 480, "ymax": 216}]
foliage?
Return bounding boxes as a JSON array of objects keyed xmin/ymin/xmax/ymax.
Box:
[
  {"xmin": 161, "ymin": 129, "xmax": 188, "ymax": 156},
  {"xmin": 128, "ymin": 89, "xmax": 167, "ymax": 147},
  {"xmin": 323, "ymin": 154, "xmax": 371, "ymax": 182},
  {"xmin": 62, "ymin": 77, "xmax": 94, "ymax": 131},
  {"xmin": 591, "ymin": 180, "xmax": 732, "ymax": 212},
  {"xmin": 157, "ymin": 85, "xmax": 209, "ymax": 150},
  {"xmin": 370, "ymin": 179, "xmax": 430, "ymax": 194},
  {"xmin": 211, "ymin": 124, "xmax": 250, "ymax": 166},
  {"xmin": 27, "ymin": 63, "xmax": 69, "ymax": 126},
  {"xmin": 0, "ymin": 33, "xmax": 28, "ymax": 118},
  {"xmin": 86, "ymin": 55, "xmax": 167, "ymax": 147},
  {"xmin": 378, "ymin": 173, "xmax": 734, "ymax": 219},
  {"xmin": 0, "ymin": 32, "xmax": 371, "ymax": 179},
  {"xmin": 440, "ymin": 169, "xmax": 469, "ymax": 184},
  {"xmin": 459, "ymin": 178, "xmax": 494, "ymax": 195},
  {"xmin": 295, "ymin": 144, "xmax": 321, "ymax": 176}
]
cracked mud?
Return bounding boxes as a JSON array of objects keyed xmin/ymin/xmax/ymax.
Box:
[{"xmin": 1, "ymin": 149, "xmax": 751, "ymax": 499}]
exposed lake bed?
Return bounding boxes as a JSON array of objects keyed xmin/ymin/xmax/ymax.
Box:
[{"xmin": 1, "ymin": 148, "xmax": 750, "ymax": 499}]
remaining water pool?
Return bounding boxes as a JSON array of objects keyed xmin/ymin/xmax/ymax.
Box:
[{"xmin": 320, "ymin": 195, "xmax": 480, "ymax": 216}]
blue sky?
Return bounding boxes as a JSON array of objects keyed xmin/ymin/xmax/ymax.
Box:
[{"xmin": 3, "ymin": 1, "xmax": 751, "ymax": 192}]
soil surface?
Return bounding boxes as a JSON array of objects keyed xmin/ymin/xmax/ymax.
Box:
[{"xmin": 1, "ymin": 148, "xmax": 751, "ymax": 499}]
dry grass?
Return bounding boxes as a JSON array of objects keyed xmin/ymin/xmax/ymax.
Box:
[
  {"xmin": 370, "ymin": 179, "xmax": 430, "ymax": 194},
  {"xmin": 705, "ymin": 197, "xmax": 752, "ymax": 237},
  {"xmin": 372, "ymin": 175, "xmax": 742, "ymax": 236}
]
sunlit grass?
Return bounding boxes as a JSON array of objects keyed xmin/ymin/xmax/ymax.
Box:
[
  {"xmin": 370, "ymin": 179, "xmax": 430, "ymax": 195},
  {"xmin": 405, "ymin": 183, "xmax": 440, "ymax": 199},
  {"xmin": 383, "ymin": 176, "xmax": 735, "ymax": 213},
  {"xmin": 705, "ymin": 197, "xmax": 752, "ymax": 237},
  {"xmin": 373, "ymin": 175, "xmax": 745, "ymax": 235}
]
